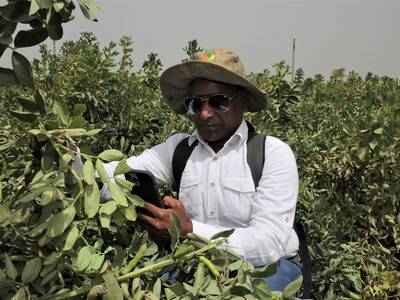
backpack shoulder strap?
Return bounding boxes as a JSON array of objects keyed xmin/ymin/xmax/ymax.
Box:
[
  {"xmin": 172, "ymin": 137, "xmax": 198, "ymax": 191},
  {"xmin": 246, "ymin": 131, "xmax": 266, "ymax": 189}
]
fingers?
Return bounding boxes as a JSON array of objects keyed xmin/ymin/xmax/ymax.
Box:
[
  {"xmin": 163, "ymin": 196, "xmax": 179, "ymax": 209},
  {"xmin": 143, "ymin": 201, "xmax": 163, "ymax": 218},
  {"xmin": 138, "ymin": 213, "xmax": 161, "ymax": 230}
]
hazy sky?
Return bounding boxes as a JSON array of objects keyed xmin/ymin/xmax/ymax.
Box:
[{"xmin": 3, "ymin": 0, "xmax": 399, "ymax": 78}]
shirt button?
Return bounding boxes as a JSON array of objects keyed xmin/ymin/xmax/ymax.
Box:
[
  {"xmin": 210, "ymin": 182, "xmax": 215, "ymax": 187},
  {"xmin": 209, "ymin": 211, "xmax": 215, "ymax": 217},
  {"xmin": 213, "ymin": 156, "xmax": 218, "ymax": 160}
]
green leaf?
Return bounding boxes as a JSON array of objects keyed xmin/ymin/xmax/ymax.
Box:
[
  {"xmin": 0, "ymin": 44, "xmax": 7, "ymax": 57},
  {"xmin": 168, "ymin": 214, "xmax": 181, "ymax": 250},
  {"xmin": 282, "ymin": 276, "xmax": 303, "ymax": 298},
  {"xmin": 0, "ymin": 17, "xmax": 17, "ymax": 34},
  {"xmin": 0, "ymin": 181, "xmax": 2, "ymax": 203},
  {"xmin": 0, "ymin": 204, "xmax": 9, "ymax": 223},
  {"xmin": 0, "ymin": 67, "xmax": 18, "ymax": 86},
  {"xmin": 37, "ymin": 0, "xmax": 52, "ymax": 9},
  {"xmin": 369, "ymin": 139, "xmax": 378, "ymax": 150},
  {"xmin": 108, "ymin": 181, "xmax": 128, "ymax": 207},
  {"xmin": 88, "ymin": 253, "xmax": 105, "ymax": 271},
  {"xmin": 126, "ymin": 194, "xmax": 144, "ymax": 207},
  {"xmin": 252, "ymin": 278, "xmax": 271, "ymax": 299},
  {"xmin": 4, "ymin": 253, "xmax": 18, "ymax": 280},
  {"xmin": 16, "ymin": 96, "xmax": 38, "ymax": 112},
  {"xmin": 29, "ymin": 0, "xmax": 40, "ymax": 15},
  {"xmin": 21, "ymin": 258, "xmax": 41, "ymax": 284},
  {"xmin": 187, "ymin": 233, "xmax": 209, "ymax": 244},
  {"xmin": 211, "ymin": 228, "xmax": 235, "ymax": 240},
  {"xmin": 53, "ymin": 100, "xmax": 69, "ymax": 126},
  {"xmin": 83, "ymin": 159, "xmax": 95, "ymax": 185},
  {"xmin": 34, "ymin": 89, "xmax": 46, "ymax": 115},
  {"xmin": 153, "ymin": 278, "xmax": 161, "ymax": 299},
  {"xmin": 0, "ymin": 269, "xmax": 6, "ymax": 282},
  {"xmin": 122, "ymin": 205, "xmax": 137, "ymax": 221},
  {"xmin": 374, "ymin": 127, "xmax": 384, "ymax": 135},
  {"xmin": 114, "ymin": 159, "xmax": 133, "ymax": 176},
  {"xmin": 40, "ymin": 189, "xmax": 54, "ymax": 205},
  {"xmin": 193, "ymin": 263, "xmax": 205, "ymax": 296},
  {"xmin": 10, "ymin": 110, "xmax": 37, "ymax": 123},
  {"xmin": 99, "ymin": 201, "xmax": 118, "ymax": 215},
  {"xmin": 95, "ymin": 159, "xmax": 110, "ymax": 183},
  {"xmin": 98, "ymin": 149, "xmax": 124, "ymax": 161},
  {"xmin": 103, "ymin": 271, "xmax": 123, "ymax": 300},
  {"xmin": 100, "ymin": 214, "xmax": 111, "ymax": 228},
  {"xmin": 115, "ymin": 177, "xmax": 134, "ymax": 191},
  {"xmin": 63, "ymin": 226, "xmax": 79, "ymax": 251},
  {"xmin": 251, "ymin": 263, "xmax": 277, "ymax": 278},
  {"xmin": 78, "ymin": 0, "xmax": 101, "ymax": 21},
  {"xmin": 14, "ymin": 28, "xmax": 48, "ymax": 48},
  {"xmin": 40, "ymin": 270, "xmax": 57, "ymax": 286},
  {"xmin": 73, "ymin": 103, "xmax": 87, "ymax": 116},
  {"xmin": 204, "ymin": 279, "xmax": 221, "ymax": 295},
  {"xmin": 0, "ymin": 2, "xmax": 31, "ymax": 22},
  {"xmin": 46, "ymin": 204, "xmax": 76, "ymax": 238},
  {"xmin": 68, "ymin": 115, "xmax": 85, "ymax": 128},
  {"xmin": 46, "ymin": 11, "xmax": 63, "ymax": 40},
  {"xmin": 53, "ymin": 1, "xmax": 65, "ymax": 12},
  {"xmin": 84, "ymin": 182, "xmax": 100, "ymax": 218},
  {"xmin": 29, "ymin": 221, "xmax": 48, "ymax": 238},
  {"xmin": 12, "ymin": 51, "xmax": 34, "ymax": 88},
  {"xmin": 77, "ymin": 246, "xmax": 92, "ymax": 272},
  {"xmin": 0, "ymin": 32, "xmax": 12, "ymax": 45},
  {"xmin": 85, "ymin": 128, "xmax": 102, "ymax": 136}
]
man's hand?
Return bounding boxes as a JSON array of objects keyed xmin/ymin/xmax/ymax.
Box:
[{"xmin": 138, "ymin": 196, "xmax": 193, "ymax": 237}]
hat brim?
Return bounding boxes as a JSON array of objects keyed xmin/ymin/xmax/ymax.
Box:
[{"xmin": 160, "ymin": 61, "xmax": 268, "ymax": 114}]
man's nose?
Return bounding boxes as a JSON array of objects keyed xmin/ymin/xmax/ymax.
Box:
[{"xmin": 199, "ymin": 102, "xmax": 214, "ymax": 119}]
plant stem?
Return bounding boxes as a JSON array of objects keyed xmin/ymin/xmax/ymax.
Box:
[
  {"xmin": 36, "ymin": 238, "xmax": 227, "ymax": 300},
  {"xmin": 58, "ymin": 144, "xmax": 98, "ymax": 160}
]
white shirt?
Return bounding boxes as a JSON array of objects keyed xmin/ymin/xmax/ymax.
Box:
[{"xmin": 102, "ymin": 119, "xmax": 299, "ymax": 267}]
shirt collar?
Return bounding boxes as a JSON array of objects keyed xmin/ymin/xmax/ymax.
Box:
[{"xmin": 188, "ymin": 118, "xmax": 248, "ymax": 147}]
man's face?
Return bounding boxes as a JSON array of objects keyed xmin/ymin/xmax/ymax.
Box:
[{"xmin": 188, "ymin": 79, "xmax": 246, "ymax": 147}]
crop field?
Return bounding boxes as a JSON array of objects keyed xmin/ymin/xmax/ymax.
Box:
[{"xmin": 0, "ymin": 1, "xmax": 399, "ymax": 299}]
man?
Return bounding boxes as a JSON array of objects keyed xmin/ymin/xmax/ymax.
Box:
[{"xmin": 104, "ymin": 48, "xmax": 301, "ymax": 291}]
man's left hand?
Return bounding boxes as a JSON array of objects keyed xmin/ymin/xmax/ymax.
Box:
[{"xmin": 138, "ymin": 196, "xmax": 193, "ymax": 237}]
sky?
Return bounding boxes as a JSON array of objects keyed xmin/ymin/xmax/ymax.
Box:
[{"xmin": 2, "ymin": 0, "xmax": 399, "ymax": 78}]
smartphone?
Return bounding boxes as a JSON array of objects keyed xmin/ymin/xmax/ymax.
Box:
[{"xmin": 126, "ymin": 169, "xmax": 164, "ymax": 209}]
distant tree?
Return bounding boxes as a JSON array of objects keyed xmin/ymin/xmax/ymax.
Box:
[
  {"xmin": 329, "ymin": 68, "xmax": 345, "ymax": 83},
  {"xmin": 313, "ymin": 74, "xmax": 325, "ymax": 84},
  {"xmin": 182, "ymin": 39, "xmax": 203, "ymax": 61},
  {"xmin": 294, "ymin": 68, "xmax": 305, "ymax": 84}
]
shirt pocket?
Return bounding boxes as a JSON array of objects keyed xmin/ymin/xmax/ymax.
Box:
[
  {"xmin": 223, "ymin": 176, "xmax": 255, "ymax": 225},
  {"xmin": 178, "ymin": 174, "xmax": 200, "ymax": 218}
]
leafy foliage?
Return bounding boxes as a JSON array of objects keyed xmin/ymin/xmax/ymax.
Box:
[{"xmin": 0, "ymin": 6, "xmax": 399, "ymax": 297}]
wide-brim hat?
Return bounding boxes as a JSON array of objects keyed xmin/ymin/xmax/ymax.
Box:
[{"xmin": 160, "ymin": 48, "xmax": 268, "ymax": 114}]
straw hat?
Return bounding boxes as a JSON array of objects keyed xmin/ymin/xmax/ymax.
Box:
[{"xmin": 160, "ymin": 48, "xmax": 268, "ymax": 114}]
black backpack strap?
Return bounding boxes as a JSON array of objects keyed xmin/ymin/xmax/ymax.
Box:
[
  {"xmin": 172, "ymin": 137, "xmax": 198, "ymax": 191},
  {"xmin": 246, "ymin": 132, "xmax": 266, "ymax": 189},
  {"xmin": 294, "ymin": 222, "xmax": 312, "ymax": 298}
]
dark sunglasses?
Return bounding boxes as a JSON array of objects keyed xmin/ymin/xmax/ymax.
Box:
[{"xmin": 184, "ymin": 91, "xmax": 241, "ymax": 116}]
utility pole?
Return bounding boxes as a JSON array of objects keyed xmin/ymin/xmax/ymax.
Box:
[{"xmin": 291, "ymin": 37, "xmax": 295, "ymax": 82}]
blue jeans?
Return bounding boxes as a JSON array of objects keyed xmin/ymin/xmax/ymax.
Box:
[{"xmin": 264, "ymin": 258, "xmax": 303, "ymax": 291}]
